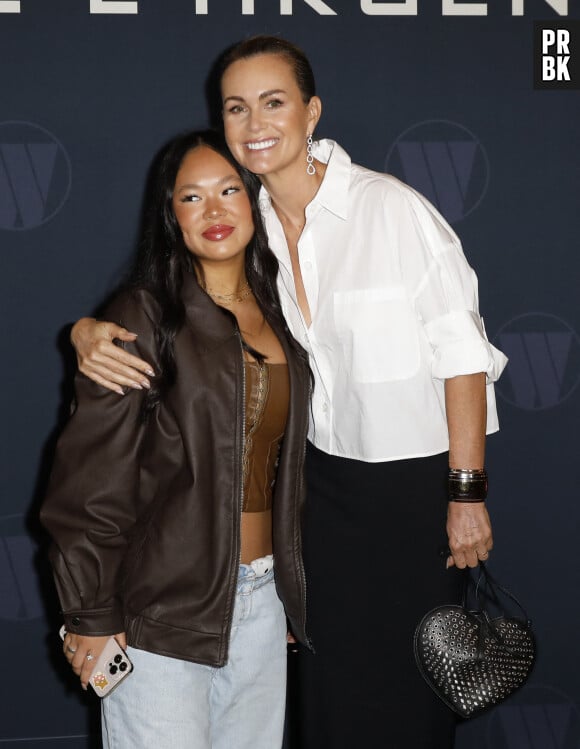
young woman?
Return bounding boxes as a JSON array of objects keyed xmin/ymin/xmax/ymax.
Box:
[
  {"xmin": 68, "ymin": 38, "xmax": 507, "ymax": 748},
  {"xmin": 41, "ymin": 129, "xmax": 311, "ymax": 749}
]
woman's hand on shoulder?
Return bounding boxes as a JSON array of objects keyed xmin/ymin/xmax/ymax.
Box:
[
  {"xmin": 62, "ymin": 632, "xmax": 127, "ymax": 690},
  {"xmin": 70, "ymin": 317, "xmax": 154, "ymax": 395},
  {"xmin": 446, "ymin": 502, "xmax": 493, "ymax": 569}
]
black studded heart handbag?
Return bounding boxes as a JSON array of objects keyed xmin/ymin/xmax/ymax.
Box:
[{"xmin": 413, "ymin": 562, "xmax": 536, "ymax": 719}]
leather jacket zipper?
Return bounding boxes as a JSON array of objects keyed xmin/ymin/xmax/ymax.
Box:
[
  {"xmin": 238, "ymin": 328, "xmax": 246, "ymax": 561},
  {"xmin": 221, "ymin": 327, "xmax": 246, "ymax": 665}
]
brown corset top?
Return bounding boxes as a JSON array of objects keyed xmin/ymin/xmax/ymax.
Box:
[{"xmin": 242, "ymin": 361, "xmax": 289, "ymax": 513}]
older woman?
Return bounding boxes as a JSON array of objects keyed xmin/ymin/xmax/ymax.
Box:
[{"xmin": 68, "ymin": 37, "xmax": 506, "ymax": 749}]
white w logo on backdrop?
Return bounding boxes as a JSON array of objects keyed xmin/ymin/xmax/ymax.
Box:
[
  {"xmin": 0, "ymin": 515, "xmax": 44, "ymax": 621},
  {"xmin": 0, "ymin": 121, "xmax": 71, "ymax": 230},
  {"xmin": 494, "ymin": 313, "xmax": 580, "ymax": 410},
  {"xmin": 393, "ymin": 141, "xmax": 477, "ymax": 223},
  {"xmin": 496, "ymin": 705, "xmax": 575, "ymax": 748},
  {"xmin": 385, "ymin": 119, "xmax": 489, "ymax": 224}
]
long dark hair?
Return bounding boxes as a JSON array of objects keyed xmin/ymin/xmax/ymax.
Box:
[
  {"xmin": 218, "ymin": 35, "xmax": 316, "ymax": 104},
  {"xmin": 128, "ymin": 129, "xmax": 308, "ymax": 412}
]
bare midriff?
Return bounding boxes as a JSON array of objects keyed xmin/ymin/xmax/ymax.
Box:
[{"xmin": 240, "ymin": 360, "xmax": 289, "ymax": 564}]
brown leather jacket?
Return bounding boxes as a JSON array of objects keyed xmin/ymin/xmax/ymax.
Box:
[{"xmin": 41, "ymin": 273, "xmax": 310, "ymax": 666}]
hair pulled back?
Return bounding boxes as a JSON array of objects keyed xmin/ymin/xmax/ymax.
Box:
[{"xmin": 219, "ymin": 35, "xmax": 316, "ymax": 104}]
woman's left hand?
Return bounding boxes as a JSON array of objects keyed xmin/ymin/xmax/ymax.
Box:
[
  {"xmin": 446, "ymin": 502, "xmax": 493, "ymax": 569},
  {"xmin": 63, "ymin": 632, "xmax": 127, "ymax": 690}
]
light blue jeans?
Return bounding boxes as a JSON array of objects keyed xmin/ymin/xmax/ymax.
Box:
[{"xmin": 101, "ymin": 563, "xmax": 287, "ymax": 749}]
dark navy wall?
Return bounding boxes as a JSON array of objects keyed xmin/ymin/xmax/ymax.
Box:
[{"xmin": 1, "ymin": 2, "xmax": 579, "ymax": 746}]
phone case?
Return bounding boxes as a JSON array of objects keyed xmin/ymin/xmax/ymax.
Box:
[
  {"xmin": 88, "ymin": 636, "xmax": 133, "ymax": 697},
  {"xmin": 59, "ymin": 626, "xmax": 133, "ymax": 697}
]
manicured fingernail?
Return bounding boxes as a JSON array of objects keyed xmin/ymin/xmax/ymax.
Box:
[
  {"xmin": 127, "ymin": 331, "xmax": 138, "ymax": 337},
  {"xmin": 145, "ymin": 369, "xmax": 155, "ymax": 377},
  {"xmin": 114, "ymin": 387, "xmax": 124, "ymax": 396},
  {"xmin": 141, "ymin": 381, "xmax": 151, "ymax": 389},
  {"xmin": 130, "ymin": 383, "xmax": 143, "ymax": 390}
]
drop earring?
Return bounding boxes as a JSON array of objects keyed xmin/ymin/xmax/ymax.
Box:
[{"xmin": 306, "ymin": 134, "xmax": 316, "ymax": 175}]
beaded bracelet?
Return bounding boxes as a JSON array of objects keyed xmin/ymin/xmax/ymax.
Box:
[{"xmin": 448, "ymin": 468, "xmax": 488, "ymax": 502}]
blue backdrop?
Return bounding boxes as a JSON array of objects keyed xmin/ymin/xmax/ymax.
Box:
[{"xmin": 1, "ymin": 2, "xmax": 579, "ymax": 747}]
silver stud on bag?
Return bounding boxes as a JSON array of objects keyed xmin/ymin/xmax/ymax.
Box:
[{"xmin": 306, "ymin": 134, "xmax": 315, "ymax": 175}]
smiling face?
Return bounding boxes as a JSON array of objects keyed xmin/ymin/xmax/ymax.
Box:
[
  {"xmin": 221, "ymin": 53, "xmax": 321, "ymax": 179},
  {"xmin": 172, "ymin": 145, "xmax": 254, "ymax": 269}
]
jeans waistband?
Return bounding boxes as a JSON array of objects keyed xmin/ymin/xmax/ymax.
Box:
[{"xmin": 239, "ymin": 554, "xmax": 274, "ymax": 579}]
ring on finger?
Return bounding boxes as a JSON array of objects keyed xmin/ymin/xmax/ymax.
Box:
[{"xmin": 86, "ymin": 652, "xmax": 95, "ymax": 662}]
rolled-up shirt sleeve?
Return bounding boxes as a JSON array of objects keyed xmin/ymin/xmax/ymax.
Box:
[
  {"xmin": 424, "ymin": 309, "xmax": 507, "ymax": 382},
  {"xmin": 397, "ymin": 185, "xmax": 508, "ymax": 383}
]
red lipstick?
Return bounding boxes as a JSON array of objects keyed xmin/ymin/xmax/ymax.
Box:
[{"xmin": 202, "ymin": 224, "xmax": 234, "ymax": 241}]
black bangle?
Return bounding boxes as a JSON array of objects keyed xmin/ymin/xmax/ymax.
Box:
[{"xmin": 448, "ymin": 468, "xmax": 488, "ymax": 502}]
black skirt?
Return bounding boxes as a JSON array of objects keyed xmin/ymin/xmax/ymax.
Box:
[{"xmin": 295, "ymin": 443, "xmax": 462, "ymax": 749}]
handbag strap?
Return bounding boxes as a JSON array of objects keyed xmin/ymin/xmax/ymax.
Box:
[
  {"xmin": 459, "ymin": 562, "xmax": 533, "ymax": 657},
  {"xmin": 473, "ymin": 562, "xmax": 532, "ymax": 624}
]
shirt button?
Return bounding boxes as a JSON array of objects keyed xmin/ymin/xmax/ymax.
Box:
[
  {"xmin": 322, "ymin": 403, "xmax": 328, "ymax": 413},
  {"xmin": 71, "ymin": 616, "xmax": 81, "ymax": 626}
]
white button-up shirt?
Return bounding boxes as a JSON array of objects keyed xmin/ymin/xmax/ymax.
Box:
[{"xmin": 260, "ymin": 140, "xmax": 507, "ymax": 462}]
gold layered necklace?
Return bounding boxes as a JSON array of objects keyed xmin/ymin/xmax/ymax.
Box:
[{"xmin": 206, "ymin": 281, "xmax": 252, "ymax": 304}]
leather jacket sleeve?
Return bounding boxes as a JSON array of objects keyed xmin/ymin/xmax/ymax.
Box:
[{"xmin": 41, "ymin": 290, "xmax": 160, "ymax": 636}]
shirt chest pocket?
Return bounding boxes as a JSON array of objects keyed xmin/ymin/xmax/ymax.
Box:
[{"xmin": 333, "ymin": 287, "xmax": 421, "ymax": 384}]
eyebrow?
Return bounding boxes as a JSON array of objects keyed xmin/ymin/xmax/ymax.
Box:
[
  {"xmin": 175, "ymin": 174, "xmax": 241, "ymax": 194},
  {"xmin": 223, "ymin": 89, "xmax": 286, "ymax": 105}
]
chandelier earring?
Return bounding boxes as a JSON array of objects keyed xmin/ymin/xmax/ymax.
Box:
[{"xmin": 306, "ymin": 134, "xmax": 316, "ymax": 176}]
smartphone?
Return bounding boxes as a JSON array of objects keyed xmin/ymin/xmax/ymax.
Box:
[{"xmin": 59, "ymin": 625, "xmax": 133, "ymax": 697}]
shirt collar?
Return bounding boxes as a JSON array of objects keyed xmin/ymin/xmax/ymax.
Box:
[{"xmin": 258, "ymin": 139, "xmax": 351, "ymax": 221}]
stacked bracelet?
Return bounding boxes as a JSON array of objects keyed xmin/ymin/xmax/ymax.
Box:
[{"xmin": 448, "ymin": 468, "xmax": 488, "ymax": 502}]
